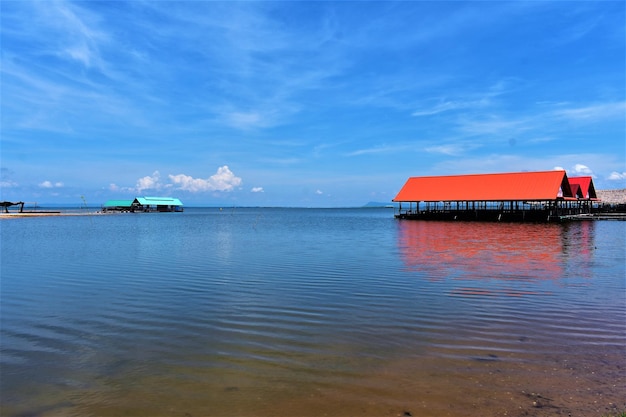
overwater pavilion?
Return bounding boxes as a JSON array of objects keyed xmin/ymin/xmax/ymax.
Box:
[
  {"xmin": 393, "ymin": 170, "xmax": 600, "ymax": 222},
  {"xmin": 132, "ymin": 197, "xmax": 184, "ymax": 212},
  {"xmin": 567, "ymin": 176, "xmax": 599, "ymax": 214},
  {"xmin": 103, "ymin": 197, "xmax": 184, "ymax": 212}
]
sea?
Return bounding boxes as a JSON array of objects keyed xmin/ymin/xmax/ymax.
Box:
[{"xmin": 1, "ymin": 207, "xmax": 624, "ymax": 417}]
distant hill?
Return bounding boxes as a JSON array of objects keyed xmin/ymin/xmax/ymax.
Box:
[{"xmin": 362, "ymin": 201, "xmax": 399, "ymax": 208}]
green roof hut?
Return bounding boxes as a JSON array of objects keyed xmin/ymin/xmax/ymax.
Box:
[{"xmin": 132, "ymin": 197, "xmax": 184, "ymax": 212}]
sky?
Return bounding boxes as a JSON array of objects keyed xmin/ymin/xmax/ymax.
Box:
[{"xmin": 1, "ymin": 1, "xmax": 625, "ymax": 207}]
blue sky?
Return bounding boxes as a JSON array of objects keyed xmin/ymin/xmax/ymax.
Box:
[{"xmin": 1, "ymin": 1, "xmax": 624, "ymax": 207}]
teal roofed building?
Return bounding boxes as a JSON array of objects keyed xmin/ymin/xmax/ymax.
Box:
[
  {"xmin": 103, "ymin": 199, "xmax": 134, "ymax": 211},
  {"xmin": 103, "ymin": 197, "xmax": 183, "ymax": 212},
  {"xmin": 132, "ymin": 197, "xmax": 184, "ymax": 212}
]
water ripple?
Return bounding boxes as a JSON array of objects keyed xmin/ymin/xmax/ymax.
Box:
[{"xmin": 1, "ymin": 210, "xmax": 624, "ymax": 417}]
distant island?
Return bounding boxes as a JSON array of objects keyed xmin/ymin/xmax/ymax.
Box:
[{"xmin": 363, "ymin": 202, "xmax": 399, "ymax": 208}]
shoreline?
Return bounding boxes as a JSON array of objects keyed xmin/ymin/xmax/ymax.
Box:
[
  {"xmin": 0, "ymin": 211, "xmax": 107, "ymax": 218},
  {"xmin": 2, "ymin": 208, "xmax": 625, "ymax": 220}
]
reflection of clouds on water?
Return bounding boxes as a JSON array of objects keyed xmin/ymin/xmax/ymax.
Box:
[{"xmin": 397, "ymin": 221, "xmax": 597, "ymax": 296}]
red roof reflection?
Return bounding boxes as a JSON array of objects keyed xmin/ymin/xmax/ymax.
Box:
[{"xmin": 397, "ymin": 221, "xmax": 566, "ymax": 282}]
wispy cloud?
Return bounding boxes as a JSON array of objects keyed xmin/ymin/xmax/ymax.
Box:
[
  {"xmin": 346, "ymin": 144, "xmax": 415, "ymax": 157},
  {"xmin": 412, "ymin": 100, "xmax": 485, "ymax": 117},
  {"xmin": 54, "ymin": 2, "xmax": 106, "ymax": 68},
  {"xmin": 425, "ymin": 143, "xmax": 480, "ymax": 156},
  {"xmin": 0, "ymin": 168, "xmax": 18, "ymax": 189},
  {"xmin": 2, "ymin": 1, "xmax": 624, "ymax": 205},
  {"xmin": 608, "ymin": 172, "xmax": 626, "ymax": 181},
  {"xmin": 1, "ymin": 177, "xmax": 19, "ymax": 189},
  {"xmin": 552, "ymin": 102, "xmax": 626, "ymax": 122},
  {"xmin": 412, "ymin": 79, "xmax": 518, "ymax": 117},
  {"xmin": 431, "ymin": 153, "xmax": 623, "ymax": 189},
  {"xmin": 450, "ymin": 100, "xmax": 625, "ymax": 146},
  {"xmin": 457, "ymin": 115, "xmax": 532, "ymax": 137},
  {"xmin": 257, "ymin": 157, "xmax": 303, "ymax": 166}
]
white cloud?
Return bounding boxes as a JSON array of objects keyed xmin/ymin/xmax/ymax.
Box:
[
  {"xmin": 109, "ymin": 183, "xmax": 136, "ymax": 193},
  {"xmin": 1, "ymin": 180, "xmax": 18, "ymax": 188},
  {"xmin": 316, "ymin": 189, "xmax": 323, "ymax": 195},
  {"xmin": 608, "ymin": 172, "xmax": 626, "ymax": 181},
  {"xmin": 130, "ymin": 166, "xmax": 243, "ymax": 195},
  {"xmin": 136, "ymin": 171, "xmax": 162, "ymax": 192},
  {"xmin": 553, "ymin": 164, "xmax": 595, "ymax": 177},
  {"xmin": 572, "ymin": 164, "xmax": 593, "ymax": 175},
  {"xmin": 39, "ymin": 180, "xmax": 64, "ymax": 188},
  {"xmin": 169, "ymin": 165, "xmax": 242, "ymax": 192},
  {"xmin": 251, "ymin": 187, "xmax": 264, "ymax": 193}
]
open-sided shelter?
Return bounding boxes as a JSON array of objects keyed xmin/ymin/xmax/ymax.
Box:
[
  {"xmin": 132, "ymin": 197, "xmax": 184, "ymax": 212},
  {"xmin": 393, "ymin": 170, "xmax": 598, "ymax": 222},
  {"xmin": 567, "ymin": 176, "xmax": 598, "ymax": 200}
]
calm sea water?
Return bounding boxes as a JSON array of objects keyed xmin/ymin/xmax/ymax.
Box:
[{"xmin": 1, "ymin": 208, "xmax": 624, "ymax": 417}]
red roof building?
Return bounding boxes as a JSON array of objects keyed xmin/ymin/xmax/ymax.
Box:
[
  {"xmin": 568, "ymin": 176, "xmax": 598, "ymax": 200},
  {"xmin": 393, "ymin": 170, "xmax": 574, "ymax": 202},
  {"xmin": 393, "ymin": 170, "xmax": 599, "ymax": 222}
]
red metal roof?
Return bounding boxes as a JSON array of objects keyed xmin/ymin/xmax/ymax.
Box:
[
  {"xmin": 393, "ymin": 170, "xmax": 573, "ymax": 202},
  {"xmin": 569, "ymin": 183, "xmax": 582, "ymax": 198},
  {"xmin": 568, "ymin": 176, "xmax": 598, "ymax": 200}
]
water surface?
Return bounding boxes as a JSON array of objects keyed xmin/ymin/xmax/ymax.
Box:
[{"xmin": 1, "ymin": 208, "xmax": 624, "ymax": 416}]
